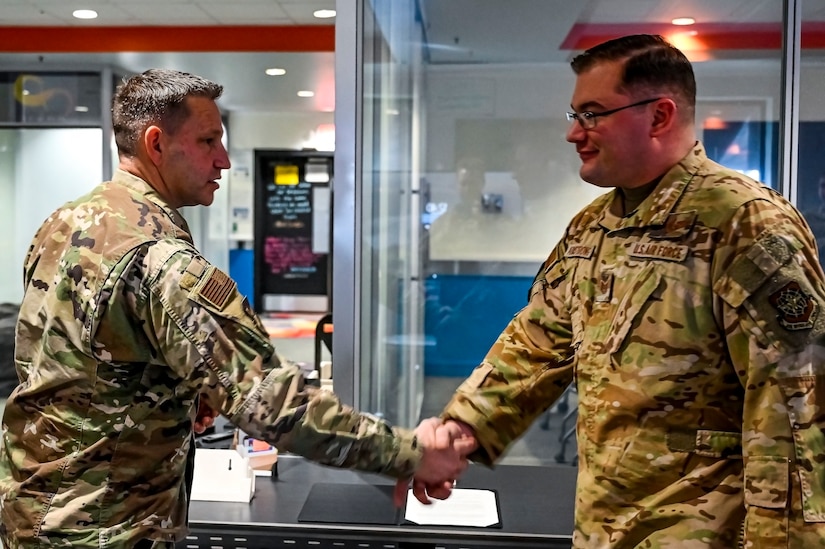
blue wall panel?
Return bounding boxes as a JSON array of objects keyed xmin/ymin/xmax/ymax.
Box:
[
  {"xmin": 230, "ymin": 248, "xmax": 255, "ymax": 309},
  {"xmin": 424, "ymin": 274, "xmax": 530, "ymax": 377}
]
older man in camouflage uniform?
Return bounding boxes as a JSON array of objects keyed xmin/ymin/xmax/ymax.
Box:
[
  {"xmin": 0, "ymin": 69, "xmax": 469, "ymax": 549},
  {"xmin": 401, "ymin": 35, "xmax": 825, "ymax": 548}
]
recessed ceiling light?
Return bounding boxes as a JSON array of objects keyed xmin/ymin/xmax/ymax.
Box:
[
  {"xmin": 672, "ymin": 17, "xmax": 696, "ymax": 26},
  {"xmin": 297, "ymin": 90, "xmax": 315, "ymax": 98},
  {"xmin": 73, "ymin": 9, "xmax": 98, "ymax": 20},
  {"xmin": 313, "ymin": 9, "xmax": 336, "ymax": 19},
  {"xmin": 265, "ymin": 67, "xmax": 286, "ymax": 76}
]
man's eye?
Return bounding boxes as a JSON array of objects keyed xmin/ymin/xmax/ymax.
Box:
[{"xmin": 582, "ymin": 112, "xmax": 596, "ymax": 120}]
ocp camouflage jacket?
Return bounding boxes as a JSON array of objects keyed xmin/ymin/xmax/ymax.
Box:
[
  {"xmin": 443, "ymin": 143, "xmax": 825, "ymax": 548},
  {"xmin": 0, "ymin": 170, "xmax": 420, "ymax": 548}
]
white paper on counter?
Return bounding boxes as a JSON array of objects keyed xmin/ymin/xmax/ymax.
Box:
[{"xmin": 404, "ymin": 488, "xmax": 499, "ymax": 527}]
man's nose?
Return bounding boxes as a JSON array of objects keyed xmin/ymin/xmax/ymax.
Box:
[
  {"xmin": 217, "ymin": 145, "xmax": 231, "ymax": 170},
  {"xmin": 566, "ymin": 120, "xmax": 585, "ymax": 143}
]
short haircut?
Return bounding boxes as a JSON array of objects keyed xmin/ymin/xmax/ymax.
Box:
[
  {"xmin": 571, "ymin": 34, "xmax": 696, "ymax": 122},
  {"xmin": 112, "ymin": 68, "xmax": 223, "ymax": 157}
]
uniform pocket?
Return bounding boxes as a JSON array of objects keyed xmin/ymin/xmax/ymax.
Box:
[
  {"xmin": 459, "ymin": 363, "xmax": 494, "ymax": 391},
  {"xmin": 605, "ymin": 263, "xmax": 663, "ymax": 356},
  {"xmin": 745, "ymin": 456, "xmax": 789, "ymax": 508},
  {"xmin": 743, "ymin": 456, "xmax": 790, "ymax": 548},
  {"xmin": 778, "ymin": 375, "xmax": 825, "ymax": 522}
]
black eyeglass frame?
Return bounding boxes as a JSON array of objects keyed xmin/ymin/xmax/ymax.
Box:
[{"xmin": 566, "ymin": 97, "xmax": 662, "ymax": 129}]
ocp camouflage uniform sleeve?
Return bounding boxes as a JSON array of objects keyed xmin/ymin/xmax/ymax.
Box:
[
  {"xmin": 441, "ymin": 240, "xmax": 576, "ymax": 465},
  {"xmin": 712, "ymin": 198, "xmax": 825, "ymax": 547},
  {"xmin": 139, "ymin": 240, "xmax": 422, "ymax": 479}
]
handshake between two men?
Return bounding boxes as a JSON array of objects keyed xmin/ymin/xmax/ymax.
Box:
[{"xmin": 392, "ymin": 417, "xmax": 479, "ymax": 507}]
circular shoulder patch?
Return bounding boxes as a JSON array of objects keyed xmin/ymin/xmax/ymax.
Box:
[{"xmin": 768, "ymin": 281, "xmax": 818, "ymax": 330}]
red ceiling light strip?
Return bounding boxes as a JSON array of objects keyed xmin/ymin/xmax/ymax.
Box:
[
  {"xmin": 0, "ymin": 25, "xmax": 335, "ymax": 53},
  {"xmin": 561, "ymin": 22, "xmax": 825, "ymax": 51}
]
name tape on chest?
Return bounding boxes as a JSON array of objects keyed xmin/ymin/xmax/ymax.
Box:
[{"xmin": 566, "ymin": 245, "xmax": 595, "ymax": 259}]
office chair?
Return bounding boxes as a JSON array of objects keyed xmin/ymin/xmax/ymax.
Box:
[{"xmin": 313, "ymin": 312, "xmax": 333, "ymax": 375}]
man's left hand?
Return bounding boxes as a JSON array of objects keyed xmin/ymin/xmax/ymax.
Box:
[{"xmin": 194, "ymin": 395, "xmax": 219, "ymax": 434}]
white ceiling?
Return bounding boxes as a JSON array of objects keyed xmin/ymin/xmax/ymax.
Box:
[
  {"xmin": 0, "ymin": 0, "xmax": 337, "ymax": 114},
  {"xmin": 0, "ymin": 0, "xmax": 337, "ymax": 26},
  {"xmin": 2, "ymin": 1, "xmax": 825, "ymax": 114},
  {"xmin": 418, "ymin": 0, "xmax": 825, "ymax": 64}
]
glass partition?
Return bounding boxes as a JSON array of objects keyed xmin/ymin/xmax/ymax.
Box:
[
  {"xmin": 0, "ymin": 128, "xmax": 103, "ymax": 304},
  {"xmin": 798, "ymin": 1, "xmax": 825, "ymax": 265},
  {"xmin": 344, "ymin": 0, "xmax": 795, "ymax": 465},
  {"xmin": 0, "ymin": 71, "xmax": 103, "ymax": 126},
  {"xmin": 0, "ymin": 65, "xmax": 229, "ymax": 307},
  {"xmin": 355, "ymin": 0, "xmax": 427, "ymax": 425}
]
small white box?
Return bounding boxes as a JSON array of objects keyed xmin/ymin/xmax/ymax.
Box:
[{"xmin": 190, "ymin": 448, "xmax": 255, "ymax": 503}]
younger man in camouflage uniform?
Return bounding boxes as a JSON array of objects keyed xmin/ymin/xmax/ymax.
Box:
[
  {"xmin": 401, "ymin": 35, "xmax": 825, "ymax": 548},
  {"xmin": 0, "ymin": 69, "xmax": 469, "ymax": 548}
]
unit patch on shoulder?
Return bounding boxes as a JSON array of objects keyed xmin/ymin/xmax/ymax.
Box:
[
  {"xmin": 199, "ymin": 266, "xmax": 236, "ymax": 310},
  {"xmin": 769, "ymin": 281, "xmax": 818, "ymax": 330}
]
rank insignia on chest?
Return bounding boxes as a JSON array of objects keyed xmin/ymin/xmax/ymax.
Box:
[
  {"xmin": 769, "ymin": 281, "xmax": 818, "ymax": 330},
  {"xmin": 595, "ymin": 271, "xmax": 613, "ymax": 303}
]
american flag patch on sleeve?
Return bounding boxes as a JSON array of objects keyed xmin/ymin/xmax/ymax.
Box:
[{"xmin": 199, "ymin": 267, "xmax": 235, "ymax": 310}]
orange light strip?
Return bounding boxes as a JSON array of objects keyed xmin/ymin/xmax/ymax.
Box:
[
  {"xmin": 0, "ymin": 25, "xmax": 335, "ymax": 53},
  {"xmin": 561, "ymin": 22, "xmax": 825, "ymax": 51}
]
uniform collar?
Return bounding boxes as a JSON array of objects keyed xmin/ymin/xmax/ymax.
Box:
[
  {"xmin": 598, "ymin": 141, "xmax": 706, "ymax": 232},
  {"xmin": 111, "ymin": 169, "xmax": 191, "ymax": 233}
]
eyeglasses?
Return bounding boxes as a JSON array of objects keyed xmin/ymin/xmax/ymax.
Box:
[{"xmin": 566, "ymin": 97, "xmax": 661, "ymax": 130}]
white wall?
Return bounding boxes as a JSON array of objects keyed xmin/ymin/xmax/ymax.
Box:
[
  {"xmin": 424, "ymin": 64, "xmax": 605, "ymax": 263},
  {"xmin": 423, "ymin": 59, "xmax": 797, "ymax": 264},
  {"xmin": 226, "ymin": 111, "xmax": 335, "ymax": 242},
  {"xmin": 0, "ymin": 131, "xmax": 17, "ymax": 302},
  {"xmin": 2, "ymin": 129, "xmax": 102, "ymax": 304}
]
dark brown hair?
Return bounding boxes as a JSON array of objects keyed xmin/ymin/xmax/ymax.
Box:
[
  {"xmin": 112, "ymin": 68, "xmax": 223, "ymax": 157},
  {"xmin": 571, "ymin": 34, "xmax": 696, "ymax": 122}
]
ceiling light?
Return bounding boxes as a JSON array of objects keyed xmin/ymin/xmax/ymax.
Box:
[
  {"xmin": 297, "ymin": 90, "xmax": 315, "ymax": 98},
  {"xmin": 265, "ymin": 67, "xmax": 286, "ymax": 76},
  {"xmin": 313, "ymin": 9, "xmax": 336, "ymax": 19},
  {"xmin": 703, "ymin": 116, "xmax": 727, "ymax": 130},
  {"xmin": 671, "ymin": 17, "xmax": 695, "ymax": 26},
  {"xmin": 72, "ymin": 9, "xmax": 98, "ymax": 20}
]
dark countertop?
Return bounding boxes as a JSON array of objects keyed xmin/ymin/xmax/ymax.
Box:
[{"xmin": 186, "ymin": 454, "xmax": 577, "ymax": 548}]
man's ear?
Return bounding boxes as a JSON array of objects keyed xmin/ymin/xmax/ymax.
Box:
[
  {"xmin": 650, "ymin": 98, "xmax": 677, "ymax": 136},
  {"xmin": 143, "ymin": 125, "xmax": 163, "ymax": 165}
]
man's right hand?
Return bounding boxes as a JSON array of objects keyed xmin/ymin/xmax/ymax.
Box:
[{"xmin": 393, "ymin": 417, "xmax": 478, "ymax": 506}]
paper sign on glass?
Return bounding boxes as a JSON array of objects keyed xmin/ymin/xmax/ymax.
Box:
[{"xmin": 275, "ymin": 165, "xmax": 299, "ymax": 185}]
